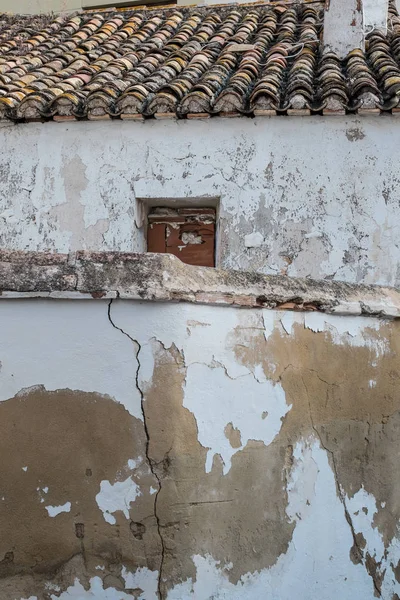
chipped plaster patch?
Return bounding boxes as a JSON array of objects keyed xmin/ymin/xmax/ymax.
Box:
[
  {"xmin": 183, "ymin": 364, "xmax": 291, "ymax": 474},
  {"xmin": 127, "ymin": 457, "xmax": 141, "ymax": 470},
  {"xmin": 279, "ymin": 311, "xmax": 303, "ymax": 336},
  {"xmin": 304, "ymin": 312, "xmax": 377, "ymax": 337},
  {"xmin": 262, "ymin": 310, "xmax": 276, "ymax": 340},
  {"xmin": 45, "ymin": 583, "xmax": 61, "ymax": 593},
  {"xmin": 130, "ymin": 304, "xmax": 263, "ymax": 385},
  {"xmin": 37, "ymin": 486, "xmax": 49, "ymax": 504},
  {"xmin": 0, "ymin": 301, "xmax": 142, "ymax": 419},
  {"xmin": 121, "ymin": 566, "xmax": 159, "ymax": 600},
  {"xmin": 45, "ymin": 502, "xmax": 71, "ymax": 517},
  {"xmin": 253, "ymin": 363, "xmax": 267, "ymax": 383},
  {"xmin": 381, "ymin": 536, "xmax": 400, "ymax": 597},
  {"xmin": 182, "ymin": 307, "xmax": 257, "ymax": 379},
  {"xmin": 305, "ymin": 230, "xmax": 323, "ymax": 239},
  {"xmin": 245, "ymin": 232, "xmax": 264, "ymax": 248},
  {"xmin": 346, "ymin": 487, "xmax": 400, "ymax": 597},
  {"xmin": 347, "ymin": 488, "xmax": 384, "ymax": 559},
  {"xmin": 276, "ymin": 310, "xmax": 388, "ymax": 354},
  {"xmin": 167, "ymin": 437, "xmax": 375, "ymax": 600},
  {"xmin": 304, "ymin": 313, "xmax": 388, "ymax": 353},
  {"xmin": 50, "ymin": 577, "xmax": 133, "ymax": 599},
  {"xmin": 95, "ymin": 476, "xmax": 140, "ymax": 525}
]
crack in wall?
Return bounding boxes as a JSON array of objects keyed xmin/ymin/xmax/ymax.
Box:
[
  {"xmin": 107, "ymin": 299, "xmax": 166, "ymax": 600},
  {"xmin": 187, "ymin": 358, "xmax": 250, "ymax": 382},
  {"xmin": 301, "ymin": 376, "xmax": 382, "ymax": 597}
]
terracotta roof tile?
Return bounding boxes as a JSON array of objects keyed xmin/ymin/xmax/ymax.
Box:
[{"xmin": 0, "ymin": 1, "xmax": 400, "ymax": 120}]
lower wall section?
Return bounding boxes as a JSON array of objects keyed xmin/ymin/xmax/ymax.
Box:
[{"xmin": 0, "ymin": 299, "xmax": 399, "ymax": 600}]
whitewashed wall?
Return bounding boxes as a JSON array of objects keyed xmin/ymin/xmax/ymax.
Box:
[
  {"xmin": 0, "ymin": 0, "xmax": 81, "ymax": 14},
  {"xmin": 1, "ymin": 116, "xmax": 400, "ymax": 286},
  {"xmin": 0, "ymin": 298, "xmax": 398, "ymax": 599},
  {"xmin": 0, "ymin": 0, "xmax": 268, "ymax": 14}
]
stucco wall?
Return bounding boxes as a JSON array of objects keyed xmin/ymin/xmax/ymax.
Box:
[
  {"xmin": 0, "ymin": 0, "xmax": 253, "ymax": 14},
  {"xmin": 1, "ymin": 117, "xmax": 400, "ymax": 286},
  {"xmin": 0, "ymin": 0, "xmax": 81, "ymax": 14},
  {"xmin": 0, "ymin": 296, "xmax": 399, "ymax": 599}
]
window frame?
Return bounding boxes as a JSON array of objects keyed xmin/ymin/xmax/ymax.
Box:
[{"xmin": 147, "ymin": 207, "xmax": 216, "ymax": 267}]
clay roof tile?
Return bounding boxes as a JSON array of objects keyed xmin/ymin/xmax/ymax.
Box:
[{"xmin": 0, "ymin": 1, "xmax": 399, "ymax": 120}]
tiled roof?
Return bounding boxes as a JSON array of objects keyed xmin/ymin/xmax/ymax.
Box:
[{"xmin": 0, "ymin": 2, "xmax": 400, "ymax": 121}]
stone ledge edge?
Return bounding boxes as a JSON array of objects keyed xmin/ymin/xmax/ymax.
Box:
[{"xmin": 0, "ymin": 251, "xmax": 399, "ymax": 319}]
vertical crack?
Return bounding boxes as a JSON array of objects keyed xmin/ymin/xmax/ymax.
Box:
[
  {"xmin": 302, "ymin": 376, "xmax": 381, "ymax": 598},
  {"xmin": 108, "ymin": 298, "xmax": 166, "ymax": 600}
]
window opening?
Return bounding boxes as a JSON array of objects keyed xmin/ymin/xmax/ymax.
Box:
[{"xmin": 147, "ymin": 207, "xmax": 215, "ymax": 267}]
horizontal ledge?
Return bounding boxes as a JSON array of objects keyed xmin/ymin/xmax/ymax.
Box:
[{"xmin": 0, "ymin": 251, "xmax": 399, "ymax": 319}]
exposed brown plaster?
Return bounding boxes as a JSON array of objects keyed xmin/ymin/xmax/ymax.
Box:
[
  {"xmin": 0, "ymin": 297, "xmax": 399, "ymax": 596},
  {"xmin": 393, "ymin": 559, "xmax": 400, "ymax": 583},
  {"xmin": 0, "ymin": 251, "xmax": 400, "ymax": 318},
  {"xmin": 224, "ymin": 422, "xmax": 242, "ymax": 449},
  {"xmin": 0, "ymin": 387, "xmax": 160, "ymax": 597},
  {"xmin": 232, "ymin": 314, "xmax": 400, "ymax": 594},
  {"xmin": 143, "ymin": 341, "xmax": 294, "ymax": 595}
]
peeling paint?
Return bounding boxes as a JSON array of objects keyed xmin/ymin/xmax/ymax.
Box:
[
  {"xmin": 96, "ymin": 477, "xmax": 141, "ymax": 525},
  {"xmin": 127, "ymin": 457, "xmax": 142, "ymax": 470},
  {"xmin": 50, "ymin": 577, "xmax": 133, "ymax": 599},
  {"xmin": 166, "ymin": 438, "xmax": 375, "ymax": 599},
  {"xmin": 184, "ymin": 365, "xmax": 291, "ymax": 474},
  {"xmin": 0, "ymin": 301, "xmax": 142, "ymax": 418},
  {"xmin": 46, "ymin": 502, "xmax": 71, "ymax": 517},
  {"xmin": 244, "ymin": 232, "xmax": 264, "ymax": 248},
  {"xmin": 0, "ymin": 298, "xmax": 399, "ymax": 598},
  {"xmin": 346, "ymin": 487, "xmax": 400, "ymax": 597},
  {"xmin": 1, "ymin": 118, "xmax": 400, "ymax": 286},
  {"xmin": 121, "ymin": 566, "xmax": 159, "ymax": 599}
]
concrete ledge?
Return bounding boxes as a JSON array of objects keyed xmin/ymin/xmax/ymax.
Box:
[{"xmin": 0, "ymin": 251, "xmax": 399, "ymax": 318}]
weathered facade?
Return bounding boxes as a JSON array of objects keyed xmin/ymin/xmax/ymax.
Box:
[
  {"xmin": 1, "ymin": 1, "xmax": 400, "ymax": 598},
  {"xmin": 1, "ymin": 1, "xmax": 400, "ymax": 285},
  {"xmin": 0, "ymin": 252, "xmax": 399, "ymax": 600},
  {"xmin": 2, "ymin": 116, "xmax": 400, "ymax": 286}
]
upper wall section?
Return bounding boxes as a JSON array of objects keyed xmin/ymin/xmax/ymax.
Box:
[
  {"xmin": 1, "ymin": 117, "xmax": 400, "ymax": 287},
  {"xmin": 1, "ymin": 0, "xmax": 80, "ymax": 13},
  {"xmin": 0, "ymin": 0, "xmax": 183, "ymax": 12}
]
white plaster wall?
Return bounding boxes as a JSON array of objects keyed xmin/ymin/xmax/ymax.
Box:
[
  {"xmin": 363, "ymin": 0, "xmax": 389, "ymax": 32},
  {"xmin": 0, "ymin": 298, "xmax": 398, "ymax": 599},
  {"xmin": 0, "ymin": 0, "xmax": 280, "ymax": 13},
  {"xmin": 1, "ymin": 116, "xmax": 400, "ymax": 286},
  {"xmin": 0, "ymin": 0, "xmax": 81, "ymax": 14},
  {"xmin": 323, "ymin": 0, "xmax": 363, "ymax": 57}
]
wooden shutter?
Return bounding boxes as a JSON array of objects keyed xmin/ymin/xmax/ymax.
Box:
[{"xmin": 147, "ymin": 208, "xmax": 215, "ymax": 267}]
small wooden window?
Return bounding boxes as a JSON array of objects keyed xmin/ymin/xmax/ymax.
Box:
[{"xmin": 147, "ymin": 207, "xmax": 215, "ymax": 267}]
